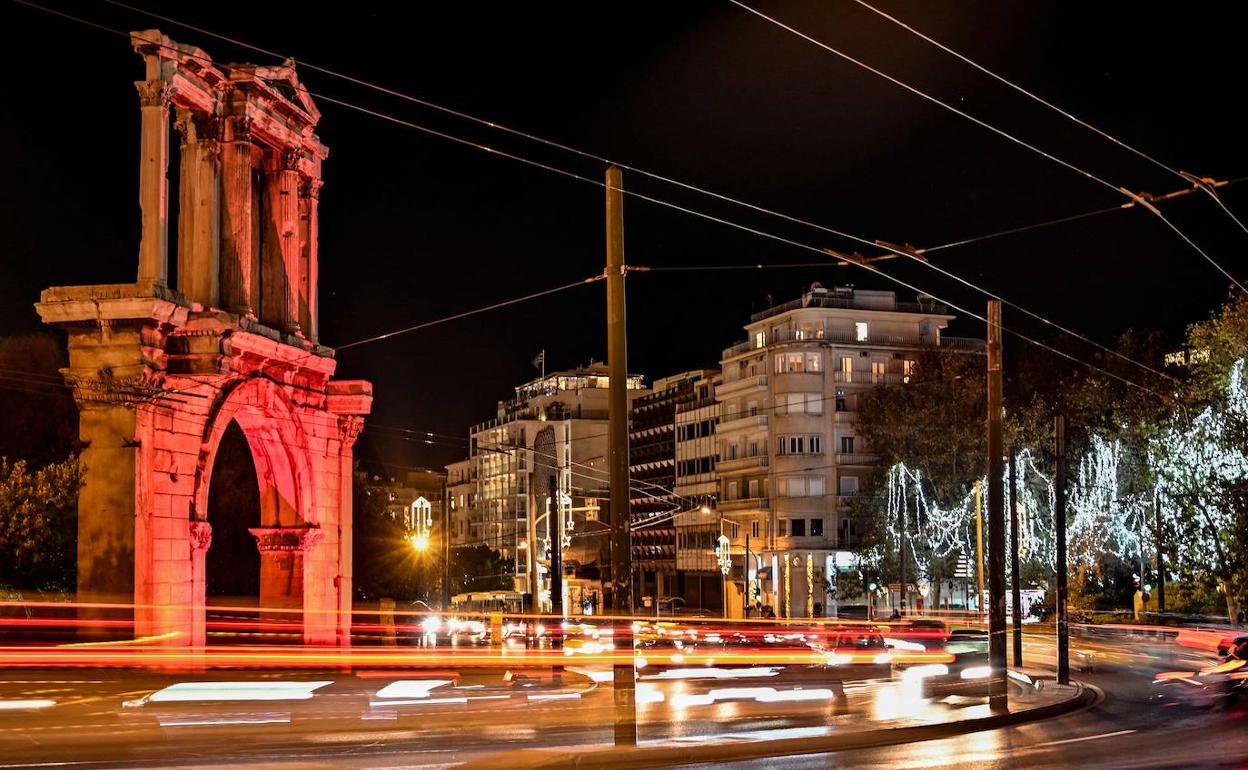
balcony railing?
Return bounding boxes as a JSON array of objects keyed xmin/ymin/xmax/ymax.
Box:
[
  {"xmin": 724, "ymin": 331, "xmax": 985, "ymax": 360},
  {"xmin": 718, "ymin": 496, "xmax": 770, "ymax": 512},
  {"xmin": 716, "ymin": 455, "xmax": 769, "ymax": 473},
  {"xmin": 834, "ymin": 371, "xmax": 902, "ymax": 385},
  {"xmin": 836, "ymin": 453, "xmax": 880, "ymax": 465},
  {"xmin": 716, "ymin": 374, "xmax": 768, "ymax": 395},
  {"xmin": 718, "ymin": 413, "xmax": 767, "ymax": 434}
]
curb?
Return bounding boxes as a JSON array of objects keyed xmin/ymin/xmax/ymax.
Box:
[{"xmin": 461, "ymin": 682, "xmax": 1097, "ymax": 769}]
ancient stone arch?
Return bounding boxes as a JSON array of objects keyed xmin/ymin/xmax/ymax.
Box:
[{"xmin": 35, "ymin": 30, "xmax": 370, "ymax": 647}]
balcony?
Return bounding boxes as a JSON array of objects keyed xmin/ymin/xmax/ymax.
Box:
[
  {"xmin": 716, "ymin": 374, "xmax": 768, "ymax": 396},
  {"xmin": 833, "ymin": 371, "xmax": 903, "ymax": 385},
  {"xmin": 718, "ymin": 413, "xmax": 767, "ymax": 434},
  {"xmin": 719, "ymin": 497, "xmax": 770, "ymax": 512},
  {"xmin": 716, "ymin": 455, "xmax": 769, "ymax": 473},
  {"xmin": 724, "ymin": 331, "xmax": 985, "ymax": 360},
  {"xmin": 836, "ymin": 453, "xmax": 879, "ymax": 466},
  {"xmin": 834, "ymin": 410, "xmax": 855, "ymax": 424}
]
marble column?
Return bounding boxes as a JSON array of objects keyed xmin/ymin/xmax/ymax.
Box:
[
  {"xmin": 175, "ymin": 109, "xmax": 221, "ymax": 308},
  {"xmin": 298, "ymin": 177, "xmax": 322, "ymax": 341},
  {"xmin": 220, "ymin": 115, "xmax": 255, "ymax": 316},
  {"xmin": 135, "ymin": 79, "xmax": 171, "ymax": 288},
  {"xmin": 261, "ymin": 152, "xmax": 301, "ymax": 335}
]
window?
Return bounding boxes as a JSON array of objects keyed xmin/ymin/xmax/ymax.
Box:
[
  {"xmin": 726, "ymin": 442, "xmax": 739, "ymax": 460},
  {"xmin": 754, "ymin": 330, "xmax": 766, "ymax": 349},
  {"xmin": 786, "ymin": 352, "xmax": 805, "ymax": 372},
  {"xmin": 748, "ymin": 478, "xmax": 759, "ymax": 498},
  {"xmin": 774, "ymin": 354, "xmax": 784, "ymax": 374},
  {"xmin": 790, "ymin": 519, "xmax": 806, "ymax": 537},
  {"xmin": 839, "ymin": 475, "xmax": 860, "ymax": 495},
  {"xmin": 809, "ymin": 434, "xmax": 823, "ymax": 454},
  {"xmin": 903, "ymin": 359, "xmax": 916, "ymax": 383},
  {"xmin": 747, "ymin": 400, "xmax": 759, "ymax": 416},
  {"xmin": 871, "ymin": 360, "xmax": 886, "ymax": 383},
  {"xmin": 727, "ymin": 481, "xmax": 739, "ymax": 500},
  {"xmin": 778, "ymin": 519, "xmax": 788, "ymax": 537},
  {"xmin": 805, "ymin": 392, "xmax": 824, "ymax": 414},
  {"xmin": 766, "ymin": 518, "xmax": 773, "ymax": 538},
  {"xmin": 810, "ymin": 518, "xmax": 824, "ymax": 537},
  {"xmin": 809, "ymin": 476, "xmax": 825, "ymax": 496},
  {"xmin": 751, "ymin": 520, "xmax": 760, "ymax": 538},
  {"xmin": 788, "ymin": 435, "xmax": 805, "ymax": 454},
  {"xmin": 835, "ymin": 392, "xmax": 847, "ymax": 412},
  {"xmin": 839, "ymin": 356, "xmax": 853, "ymax": 376},
  {"xmin": 841, "ymin": 436, "xmax": 855, "ymax": 454},
  {"xmin": 855, "ymin": 322, "xmax": 869, "ymax": 342},
  {"xmin": 747, "ymin": 439, "xmax": 758, "ymax": 457},
  {"xmin": 806, "ymin": 352, "xmax": 822, "ymax": 372},
  {"xmin": 777, "ymin": 436, "xmax": 787, "ymax": 455}
]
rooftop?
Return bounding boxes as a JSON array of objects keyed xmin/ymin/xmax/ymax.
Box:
[{"xmin": 749, "ymin": 283, "xmax": 949, "ymax": 324}]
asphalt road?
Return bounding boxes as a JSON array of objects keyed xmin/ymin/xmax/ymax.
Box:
[
  {"xmin": 695, "ymin": 631, "xmax": 1248, "ymax": 770},
  {"xmin": 0, "ymin": 628, "xmax": 1243, "ymax": 768}
]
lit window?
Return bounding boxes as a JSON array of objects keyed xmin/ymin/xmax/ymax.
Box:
[
  {"xmin": 872, "ymin": 361, "xmax": 886, "ymax": 383},
  {"xmin": 808, "ymin": 476, "xmax": 825, "ymax": 496},
  {"xmin": 806, "ymin": 352, "xmax": 822, "ymax": 372},
  {"xmin": 755, "ymin": 331, "xmax": 766, "ymax": 349},
  {"xmin": 855, "ymin": 322, "xmax": 869, "ymax": 342},
  {"xmin": 903, "ymin": 359, "xmax": 916, "ymax": 383},
  {"xmin": 786, "ymin": 353, "xmax": 804, "ymax": 372}
]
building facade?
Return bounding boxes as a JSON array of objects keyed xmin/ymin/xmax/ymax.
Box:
[
  {"xmin": 629, "ymin": 370, "xmax": 716, "ymax": 612},
  {"xmin": 448, "ymin": 364, "xmax": 646, "ymax": 612},
  {"xmin": 717, "ymin": 284, "xmax": 982, "ymax": 618}
]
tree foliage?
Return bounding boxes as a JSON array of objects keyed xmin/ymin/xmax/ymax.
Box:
[{"xmin": 0, "ymin": 455, "xmax": 82, "ymax": 590}]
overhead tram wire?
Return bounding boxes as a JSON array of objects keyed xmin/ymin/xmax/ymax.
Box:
[
  {"xmin": 16, "ymin": 3, "xmax": 1178, "ymax": 407},
  {"xmin": 727, "ymin": 0, "xmax": 1248, "ymax": 296},
  {"xmin": 52, "ymin": 0, "xmax": 1186, "ymax": 389},
  {"xmin": 851, "ymin": 0, "xmax": 1248, "ymax": 238}
]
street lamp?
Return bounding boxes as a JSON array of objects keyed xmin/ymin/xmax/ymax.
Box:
[{"xmin": 409, "ymin": 532, "xmax": 430, "ymax": 552}]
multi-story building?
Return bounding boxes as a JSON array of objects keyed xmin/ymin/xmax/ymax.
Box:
[
  {"xmin": 629, "ymin": 370, "xmax": 715, "ymax": 612},
  {"xmin": 446, "ymin": 459, "xmax": 475, "ymax": 548},
  {"xmin": 448, "ymin": 364, "xmax": 647, "ymax": 611},
  {"xmin": 717, "ymin": 283, "xmax": 982, "ymax": 618},
  {"xmin": 382, "ymin": 469, "xmax": 446, "ymax": 533},
  {"xmin": 672, "ymin": 371, "xmax": 723, "ymax": 612}
]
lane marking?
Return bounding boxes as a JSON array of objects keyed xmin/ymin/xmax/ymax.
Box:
[{"xmin": 1035, "ymin": 728, "xmax": 1135, "ymax": 748}]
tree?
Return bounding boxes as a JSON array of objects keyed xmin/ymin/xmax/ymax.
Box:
[
  {"xmin": 449, "ymin": 544, "xmax": 513, "ymax": 595},
  {"xmin": 849, "ymin": 349, "xmax": 986, "ymax": 608},
  {"xmin": 0, "ymin": 456, "xmax": 82, "ymax": 591}
]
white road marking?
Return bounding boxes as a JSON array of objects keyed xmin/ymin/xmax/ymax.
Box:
[{"xmin": 1034, "ymin": 728, "xmax": 1136, "ymax": 747}]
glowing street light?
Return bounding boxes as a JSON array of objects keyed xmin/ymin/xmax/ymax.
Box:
[{"xmin": 409, "ymin": 532, "xmax": 430, "ymax": 552}]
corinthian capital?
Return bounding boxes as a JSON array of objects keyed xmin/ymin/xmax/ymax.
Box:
[{"xmin": 135, "ymin": 79, "xmax": 173, "ymax": 108}]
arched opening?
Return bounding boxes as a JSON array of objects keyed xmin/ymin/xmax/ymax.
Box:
[{"xmin": 206, "ymin": 420, "xmax": 261, "ymax": 618}]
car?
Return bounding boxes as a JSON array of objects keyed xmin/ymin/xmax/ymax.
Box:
[
  {"xmin": 817, "ymin": 628, "xmax": 893, "ymax": 679},
  {"xmin": 916, "ymin": 630, "xmax": 992, "ymax": 698},
  {"xmin": 1154, "ymin": 633, "xmax": 1248, "ymax": 708}
]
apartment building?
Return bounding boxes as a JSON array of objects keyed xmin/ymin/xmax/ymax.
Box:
[
  {"xmin": 629, "ymin": 370, "xmax": 718, "ymax": 612},
  {"xmin": 717, "ymin": 283, "xmax": 982, "ymax": 618},
  {"xmin": 448, "ymin": 364, "xmax": 647, "ymax": 609}
]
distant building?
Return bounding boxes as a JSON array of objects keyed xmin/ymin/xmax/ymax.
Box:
[
  {"xmin": 629, "ymin": 370, "xmax": 715, "ymax": 612},
  {"xmin": 672, "ymin": 371, "xmax": 723, "ymax": 612},
  {"xmin": 717, "ymin": 284, "xmax": 982, "ymax": 618},
  {"xmin": 447, "ymin": 363, "xmax": 647, "ymax": 613}
]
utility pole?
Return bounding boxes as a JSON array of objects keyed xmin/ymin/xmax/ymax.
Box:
[
  {"xmin": 899, "ymin": 504, "xmax": 907, "ymax": 617},
  {"xmin": 975, "ymin": 479, "xmax": 984, "ymax": 617},
  {"xmin": 1055, "ymin": 415, "xmax": 1070, "ymax": 685},
  {"xmin": 605, "ymin": 164, "xmax": 636, "ymax": 746},
  {"xmin": 1155, "ymin": 498, "xmax": 1166, "ymax": 614},
  {"xmin": 1009, "ymin": 449, "xmax": 1023, "ymax": 668},
  {"xmin": 549, "ymin": 474, "xmax": 564, "ymax": 678},
  {"xmin": 986, "ymin": 300, "xmax": 1007, "ymax": 711},
  {"xmin": 744, "ymin": 533, "xmax": 751, "ymax": 617},
  {"xmin": 442, "ymin": 481, "xmax": 452, "ymax": 611}
]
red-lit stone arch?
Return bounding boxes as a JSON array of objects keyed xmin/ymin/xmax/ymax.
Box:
[
  {"xmin": 35, "ymin": 28, "xmax": 371, "ymax": 651},
  {"xmin": 194, "ymin": 376, "xmax": 316, "ymax": 531}
]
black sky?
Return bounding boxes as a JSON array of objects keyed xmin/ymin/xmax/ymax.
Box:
[{"xmin": 2, "ymin": 1, "xmax": 1245, "ymax": 474}]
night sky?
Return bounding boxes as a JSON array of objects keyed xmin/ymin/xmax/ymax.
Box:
[{"xmin": 2, "ymin": 1, "xmax": 1245, "ymax": 474}]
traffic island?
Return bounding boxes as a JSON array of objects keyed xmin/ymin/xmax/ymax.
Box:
[{"xmin": 460, "ymin": 678, "xmax": 1096, "ymax": 769}]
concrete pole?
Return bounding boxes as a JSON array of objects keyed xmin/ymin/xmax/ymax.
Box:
[
  {"xmin": 1009, "ymin": 448, "xmax": 1023, "ymax": 667},
  {"xmin": 986, "ymin": 300, "xmax": 1007, "ymax": 710},
  {"xmin": 1055, "ymin": 415, "xmax": 1070, "ymax": 685},
  {"xmin": 975, "ymin": 479, "xmax": 984, "ymax": 616},
  {"xmin": 605, "ymin": 165, "xmax": 636, "ymax": 745},
  {"xmin": 1155, "ymin": 498, "xmax": 1166, "ymax": 614}
]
